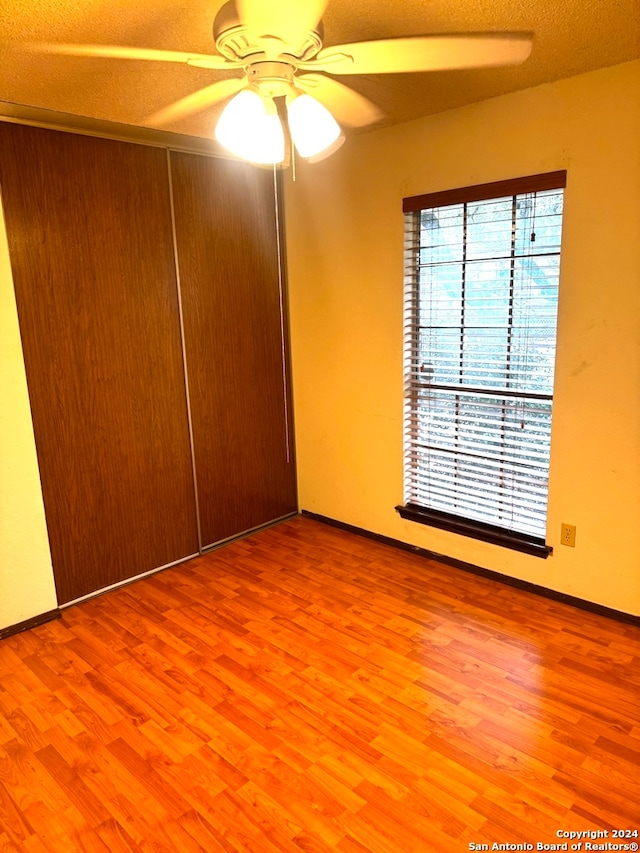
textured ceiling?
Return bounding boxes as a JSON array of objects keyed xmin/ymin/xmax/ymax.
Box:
[{"xmin": 1, "ymin": 0, "xmax": 639, "ymax": 141}]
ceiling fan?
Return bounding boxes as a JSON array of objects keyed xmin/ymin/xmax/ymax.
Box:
[{"xmin": 31, "ymin": 0, "xmax": 533, "ymax": 165}]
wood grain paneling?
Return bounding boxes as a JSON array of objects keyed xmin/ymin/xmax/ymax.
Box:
[
  {"xmin": 170, "ymin": 152, "xmax": 297, "ymax": 546},
  {"xmin": 0, "ymin": 123, "xmax": 199, "ymax": 604}
]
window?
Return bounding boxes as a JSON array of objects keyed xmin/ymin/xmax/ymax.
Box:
[{"xmin": 397, "ymin": 172, "xmax": 566, "ymax": 557}]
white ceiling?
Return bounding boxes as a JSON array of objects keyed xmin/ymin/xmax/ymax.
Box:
[{"xmin": 1, "ymin": 0, "xmax": 639, "ymax": 140}]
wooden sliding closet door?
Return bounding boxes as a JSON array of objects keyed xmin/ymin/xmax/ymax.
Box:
[
  {"xmin": 170, "ymin": 153, "xmax": 297, "ymax": 546},
  {"xmin": 0, "ymin": 124, "xmax": 199, "ymax": 604}
]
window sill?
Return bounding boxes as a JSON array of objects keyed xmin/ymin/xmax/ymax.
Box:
[{"xmin": 395, "ymin": 504, "xmax": 552, "ymax": 558}]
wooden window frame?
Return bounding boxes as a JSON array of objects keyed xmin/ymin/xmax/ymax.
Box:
[{"xmin": 397, "ymin": 171, "xmax": 567, "ymax": 558}]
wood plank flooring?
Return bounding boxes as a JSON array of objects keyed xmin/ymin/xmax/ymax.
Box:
[{"xmin": 1, "ymin": 516, "xmax": 639, "ymax": 851}]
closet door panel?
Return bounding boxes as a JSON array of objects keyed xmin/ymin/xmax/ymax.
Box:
[
  {"xmin": 0, "ymin": 124, "xmax": 199, "ymax": 604},
  {"xmin": 170, "ymin": 153, "xmax": 297, "ymax": 546}
]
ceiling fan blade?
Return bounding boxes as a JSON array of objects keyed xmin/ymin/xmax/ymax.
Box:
[
  {"xmin": 145, "ymin": 78, "xmax": 245, "ymax": 126},
  {"xmin": 296, "ymin": 74, "xmax": 383, "ymax": 128},
  {"xmin": 27, "ymin": 43, "xmax": 232, "ymax": 69},
  {"xmin": 237, "ymin": 0, "xmax": 328, "ymax": 47},
  {"xmin": 307, "ymin": 33, "xmax": 533, "ymax": 75}
]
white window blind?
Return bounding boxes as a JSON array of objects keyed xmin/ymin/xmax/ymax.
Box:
[{"xmin": 398, "ymin": 172, "xmax": 566, "ymax": 556}]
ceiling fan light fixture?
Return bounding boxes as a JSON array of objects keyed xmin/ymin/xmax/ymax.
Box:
[
  {"xmin": 287, "ymin": 93, "xmax": 342, "ymax": 160},
  {"xmin": 215, "ymin": 89, "xmax": 285, "ymax": 164}
]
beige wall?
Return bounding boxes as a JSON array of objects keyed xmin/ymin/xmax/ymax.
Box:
[
  {"xmin": 0, "ymin": 197, "xmax": 58, "ymax": 629},
  {"xmin": 285, "ymin": 60, "xmax": 640, "ymax": 616}
]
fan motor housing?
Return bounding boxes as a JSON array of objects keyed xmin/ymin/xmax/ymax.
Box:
[{"xmin": 213, "ymin": 0, "xmax": 324, "ymax": 62}]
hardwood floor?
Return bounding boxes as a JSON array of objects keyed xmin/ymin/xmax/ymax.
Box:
[{"xmin": 1, "ymin": 517, "xmax": 639, "ymax": 851}]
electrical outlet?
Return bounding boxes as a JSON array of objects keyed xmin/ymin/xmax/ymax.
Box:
[{"xmin": 561, "ymin": 523, "xmax": 576, "ymax": 547}]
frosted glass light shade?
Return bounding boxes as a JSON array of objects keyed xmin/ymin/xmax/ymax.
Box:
[
  {"xmin": 287, "ymin": 94, "xmax": 342, "ymax": 160},
  {"xmin": 215, "ymin": 90, "xmax": 285, "ymax": 164}
]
